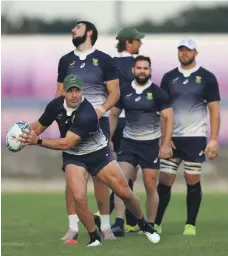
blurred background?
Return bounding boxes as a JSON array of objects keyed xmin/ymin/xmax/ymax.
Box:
[{"xmin": 1, "ymin": 0, "xmax": 228, "ymax": 192}]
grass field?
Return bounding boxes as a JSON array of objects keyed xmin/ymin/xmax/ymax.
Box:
[{"xmin": 2, "ymin": 193, "xmax": 228, "ymax": 256}]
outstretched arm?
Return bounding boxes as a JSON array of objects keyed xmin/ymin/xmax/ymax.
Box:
[{"xmin": 19, "ymin": 129, "xmax": 81, "ymax": 151}]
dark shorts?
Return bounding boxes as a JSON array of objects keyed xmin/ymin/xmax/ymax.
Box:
[
  {"xmin": 99, "ymin": 117, "xmax": 110, "ymax": 141},
  {"xmin": 62, "ymin": 146, "xmax": 115, "ymax": 176},
  {"xmin": 117, "ymin": 137, "xmax": 160, "ymax": 169},
  {"xmin": 112, "ymin": 118, "xmax": 126, "ymax": 152},
  {"xmin": 172, "ymin": 137, "xmax": 207, "ymax": 162}
]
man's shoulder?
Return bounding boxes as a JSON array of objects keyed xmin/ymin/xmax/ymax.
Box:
[
  {"xmin": 120, "ymin": 82, "xmax": 133, "ymax": 94},
  {"xmin": 93, "ymin": 49, "xmax": 112, "ymax": 61},
  {"xmin": 150, "ymin": 82, "xmax": 168, "ymax": 95},
  {"xmin": 45, "ymin": 96, "xmax": 64, "ymax": 114},
  {"xmin": 78, "ymin": 98, "xmax": 97, "ymax": 120},
  {"xmin": 163, "ymin": 67, "xmax": 179, "ymax": 78},
  {"xmin": 197, "ymin": 67, "xmax": 216, "ymax": 79},
  {"xmin": 59, "ymin": 51, "xmax": 74, "ymax": 61},
  {"xmin": 49, "ymin": 96, "xmax": 64, "ymax": 106}
]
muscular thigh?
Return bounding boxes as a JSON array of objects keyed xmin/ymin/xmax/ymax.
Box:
[
  {"xmin": 96, "ymin": 160, "xmax": 129, "ymax": 194},
  {"xmin": 65, "ymin": 164, "xmax": 89, "ymax": 198}
]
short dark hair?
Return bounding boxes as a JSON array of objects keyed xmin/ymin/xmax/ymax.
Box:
[
  {"xmin": 116, "ymin": 39, "xmax": 134, "ymax": 52},
  {"xmin": 77, "ymin": 21, "xmax": 98, "ymax": 46},
  {"xmin": 134, "ymin": 55, "xmax": 151, "ymax": 67}
]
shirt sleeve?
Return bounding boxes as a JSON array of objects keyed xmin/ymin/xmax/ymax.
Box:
[
  {"xmin": 160, "ymin": 73, "xmax": 170, "ymax": 95},
  {"xmin": 204, "ymin": 73, "xmax": 221, "ymax": 103},
  {"xmin": 69, "ymin": 113, "xmax": 96, "ymax": 139},
  {"xmin": 103, "ymin": 55, "xmax": 119, "ymax": 82},
  {"xmin": 155, "ymin": 86, "xmax": 172, "ymax": 111},
  {"xmin": 38, "ymin": 101, "xmax": 56, "ymax": 127},
  {"xmin": 57, "ymin": 56, "xmax": 68, "ymax": 83}
]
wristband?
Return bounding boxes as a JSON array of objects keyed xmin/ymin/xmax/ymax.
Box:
[{"xmin": 37, "ymin": 137, "xmax": 43, "ymax": 146}]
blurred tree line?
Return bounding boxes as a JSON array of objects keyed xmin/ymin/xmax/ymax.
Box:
[{"xmin": 1, "ymin": 5, "xmax": 228, "ymax": 34}]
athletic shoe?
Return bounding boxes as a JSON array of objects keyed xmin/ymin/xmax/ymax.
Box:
[
  {"xmin": 61, "ymin": 229, "xmax": 79, "ymax": 244},
  {"xmin": 183, "ymin": 224, "xmax": 196, "ymax": 235},
  {"xmin": 102, "ymin": 228, "xmax": 116, "ymax": 240}
]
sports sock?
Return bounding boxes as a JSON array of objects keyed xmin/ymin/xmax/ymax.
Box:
[
  {"xmin": 100, "ymin": 215, "xmax": 111, "ymax": 230},
  {"xmin": 155, "ymin": 183, "xmax": 172, "ymax": 225},
  {"xmin": 68, "ymin": 214, "xmax": 79, "ymax": 232},
  {"xmin": 186, "ymin": 182, "xmax": 202, "ymax": 226},
  {"xmin": 125, "ymin": 179, "xmax": 138, "ymax": 226}
]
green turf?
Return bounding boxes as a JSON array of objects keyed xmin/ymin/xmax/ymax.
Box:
[{"xmin": 2, "ymin": 193, "xmax": 228, "ymax": 256}]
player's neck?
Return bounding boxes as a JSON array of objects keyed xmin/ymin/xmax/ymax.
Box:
[
  {"xmin": 133, "ymin": 79, "xmax": 151, "ymax": 88},
  {"xmin": 181, "ymin": 61, "xmax": 197, "ymax": 70},
  {"xmin": 76, "ymin": 41, "xmax": 93, "ymax": 52}
]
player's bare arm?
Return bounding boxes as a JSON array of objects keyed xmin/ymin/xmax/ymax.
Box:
[
  {"xmin": 205, "ymin": 101, "xmax": 220, "ymax": 159},
  {"xmin": 55, "ymin": 82, "xmax": 64, "ymax": 98},
  {"xmin": 109, "ymin": 107, "xmax": 122, "ymax": 140},
  {"xmin": 159, "ymin": 107, "xmax": 174, "ymax": 159},
  {"xmin": 29, "ymin": 121, "xmax": 47, "ymax": 135},
  {"xmin": 20, "ymin": 129, "xmax": 81, "ymax": 150},
  {"xmin": 96, "ymin": 80, "xmax": 120, "ymax": 119},
  {"xmin": 109, "ymin": 106, "xmax": 121, "ymax": 151}
]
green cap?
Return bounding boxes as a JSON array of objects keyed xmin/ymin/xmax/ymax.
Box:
[
  {"xmin": 116, "ymin": 27, "xmax": 145, "ymax": 40},
  {"xmin": 63, "ymin": 74, "xmax": 83, "ymax": 91}
]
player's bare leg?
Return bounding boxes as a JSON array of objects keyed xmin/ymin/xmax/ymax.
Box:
[
  {"xmin": 92, "ymin": 176, "xmax": 115, "ymax": 240},
  {"xmin": 61, "ymin": 185, "xmax": 80, "ymax": 242},
  {"xmin": 112, "ymin": 162, "xmax": 134, "ymax": 236},
  {"xmin": 155, "ymin": 158, "xmax": 180, "ymax": 233},
  {"xmin": 124, "ymin": 167, "xmax": 140, "ymax": 232},
  {"xmin": 65, "ymin": 165, "xmax": 101, "ymax": 247},
  {"xmin": 97, "ymin": 160, "xmax": 160, "ymax": 244},
  {"xmin": 143, "ymin": 169, "xmax": 159, "ymax": 224},
  {"xmin": 183, "ymin": 162, "xmax": 202, "ymax": 235}
]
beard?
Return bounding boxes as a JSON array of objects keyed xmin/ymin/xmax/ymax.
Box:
[
  {"xmin": 135, "ymin": 74, "xmax": 151, "ymax": 85},
  {"xmin": 72, "ymin": 33, "xmax": 87, "ymax": 48},
  {"xmin": 179, "ymin": 56, "xmax": 195, "ymax": 66}
]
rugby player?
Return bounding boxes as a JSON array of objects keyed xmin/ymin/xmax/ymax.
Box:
[
  {"xmin": 109, "ymin": 56, "xmax": 174, "ymax": 236},
  {"xmin": 109, "ymin": 27, "xmax": 145, "ymax": 234},
  {"xmin": 155, "ymin": 39, "xmax": 221, "ymax": 235},
  {"xmin": 56, "ymin": 21, "xmax": 119, "ymax": 242},
  {"xmin": 20, "ymin": 74, "xmax": 161, "ymax": 247}
]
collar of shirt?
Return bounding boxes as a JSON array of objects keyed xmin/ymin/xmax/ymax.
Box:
[
  {"xmin": 178, "ymin": 64, "xmax": 201, "ymax": 78},
  {"xmin": 131, "ymin": 79, "xmax": 152, "ymax": 94},
  {"xmin": 63, "ymin": 96, "xmax": 85, "ymax": 116},
  {"xmin": 74, "ymin": 47, "xmax": 96, "ymax": 60},
  {"xmin": 116, "ymin": 51, "xmax": 133, "ymax": 58}
]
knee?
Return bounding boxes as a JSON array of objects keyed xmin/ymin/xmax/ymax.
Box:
[
  {"xmin": 159, "ymin": 159, "xmax": 178, "ymax": 186},
  {"xmin": 73, "ymin": 194, "xmax": 87, "ymax": 206},
  {"xmin": 184, "ymin": 161, "xmax": 202, "ymax": 185},
  {"xmin": 159, "ymin": 172, "xmax": 175, "ymax": 187},
  {"xmin": 115, "ymin": 183, "xmax": 132, "ymax": 202},
  {"xmin": 184, "ymin": 173, "xmax": 201, "ymax": 185},
  {"xmin": 144, "ymin": 177, "xmax": 157, "ymax": 194}
]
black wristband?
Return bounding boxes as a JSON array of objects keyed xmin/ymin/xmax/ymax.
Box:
[{"xmin": 37, "ymin": 138, "xmax": 42, "ymax": 146}]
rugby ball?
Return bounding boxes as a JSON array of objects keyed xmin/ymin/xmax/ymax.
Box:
[{"xmin": 6, "ymin": 121, "xmax": 30, "ymax": 152}]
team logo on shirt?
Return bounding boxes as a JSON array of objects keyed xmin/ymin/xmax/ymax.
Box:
[
  {"xmin": 69, "ymin": 61, "xmax": 75, "ymax": 68},
  {"xmin": 172, "ymin": 77, "xmax": 179, "ymax": 83},
  {"xmin": 92, "ymin": 58, "xmax": 99, "ymax": 66},
  {"xmin": 135, "ymin": 96, "xmax": 141, "ymax": 102},
  {"xmin": 146, "ymin": 92, "xmax": 153, "ymax": 100},
  {"xmin": 71, "ymin": 114, "xmax": 76, "ymax": 124},
  {"xmin": 183, "ymin": 79, "xmax": 189, "ymax": 84},
  {"xmin": 195, "ymin": 76, "xmax": 202, "ymax": 83}
]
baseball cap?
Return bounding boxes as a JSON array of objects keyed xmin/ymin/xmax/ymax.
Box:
[
  {"xmin": 63, "ymin": 74, "xmax": 83, "ymax": 91},
  {"xmin": 178, "ymin": 39, "xmax": 197, "ymax": 50},
  {"xmin": 116, "ymin": 27, "xmax": 145, "ymax": 40}
]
